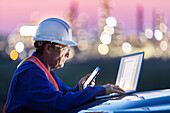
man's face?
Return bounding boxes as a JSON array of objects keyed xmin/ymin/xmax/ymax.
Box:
[{"xmin": 48, "ymin": 44, "xmax": 70, "ymax": 70}]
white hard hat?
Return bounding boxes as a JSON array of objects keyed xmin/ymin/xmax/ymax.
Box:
[{"xmin": 34, "ymin": 18, "xmax": 77, "ymax": 46}]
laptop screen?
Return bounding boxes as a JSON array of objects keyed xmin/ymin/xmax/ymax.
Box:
[{"xmin": 115, "ymin": 52, "xmax": 144, "ymax": 91}]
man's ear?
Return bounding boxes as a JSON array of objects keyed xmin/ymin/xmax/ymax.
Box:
[{"xmin": 44, "ymin": 44, "xmax": 51, "ymax": 55}]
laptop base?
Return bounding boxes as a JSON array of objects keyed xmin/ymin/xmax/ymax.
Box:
[{"xmin": 95, "ymin": 91, "xmax": 135, "ymax": 100}]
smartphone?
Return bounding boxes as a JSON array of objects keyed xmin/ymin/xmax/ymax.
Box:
[{"xmin": 83, "ymin": 66, "xmax": 100, "ymax": 89}]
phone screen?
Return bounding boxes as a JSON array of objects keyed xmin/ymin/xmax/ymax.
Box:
[{"xmin": 83, "ymin": 67, "xmax": 100, "ymax": 89}]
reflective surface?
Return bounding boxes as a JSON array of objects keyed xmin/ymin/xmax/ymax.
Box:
[{"xmin": 68, "ymin": 89, "xmax": 170, "ymax": 113}]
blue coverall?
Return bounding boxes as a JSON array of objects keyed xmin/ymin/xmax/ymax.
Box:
[{"xmin": 5, "ymin": 52, "xmax": 105, "ymax": 113}]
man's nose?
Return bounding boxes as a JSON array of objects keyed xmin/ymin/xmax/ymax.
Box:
[{"xmin": 65, "ymin": 51, "xmax": 70, "ymax": 58}]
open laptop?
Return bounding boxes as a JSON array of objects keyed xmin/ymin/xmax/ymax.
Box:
[{"xmin": 96, "ymin": 52, "xmax": 144, "ymax": 100}]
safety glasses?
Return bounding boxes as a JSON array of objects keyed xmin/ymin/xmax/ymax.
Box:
[{"xmin": 54, "ymin": 45, "xmax": 70, "ymax": 54}]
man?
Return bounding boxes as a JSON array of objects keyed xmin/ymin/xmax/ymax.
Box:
[{"xmin": 4, "ymin": 18, "xmax": 124, "ymax": 113}]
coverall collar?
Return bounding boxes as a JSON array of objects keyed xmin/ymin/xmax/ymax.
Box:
[{"xmin": 32, "ymin": 52, "xmax": 49, "ymax": 71}]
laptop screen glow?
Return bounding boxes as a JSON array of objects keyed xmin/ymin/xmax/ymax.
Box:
[{"xmin": 115, "ymin": 52, "xmax": 144, "ymax": 91}]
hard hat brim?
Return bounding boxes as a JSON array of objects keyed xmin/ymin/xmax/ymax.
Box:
[
  {"xmin": 34, "ymin": 36, "xmax": 77, "ymax": 46},
  {"xmin": 57, "ymin": 40, "xmax": 78, "ymax": 46}
]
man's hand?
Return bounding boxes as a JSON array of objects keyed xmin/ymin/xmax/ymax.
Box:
[
  {"xmin": 103, "ymin": 84, "xmax": 125, "ymax": 95},
  {"xmin": 78, "ymin": 73, "xmax": 95, "ymax": 91}
]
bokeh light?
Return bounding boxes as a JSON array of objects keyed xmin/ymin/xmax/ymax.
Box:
[
  {"xmin": 154, "ymin": 30, "xmax": 163, "ymax": 41},
  {"xmin": 100, "ymin": 33, "xmax": 111, "ymax": 44},
  {"xmin": 98, "ymin": 44, "xmax": 109, "ymax": 55},
  {"xmin": 7, "ymin": 34, "xmax": 18, "ymax": 47},
  {"xmin": 10, "ymin": 49, "xmax": 18, "ymax": 60},
  {"xmin": 20, "ymin": 26, "xmax": 38, "ymax": 36},
  {"xmin": 78, "ymin": 40, "xmax": 89, "ymax": 51},
  {"xmin": 15, "ymin": 42, "xmax": 24, "ymax": 53},
  {"xmin": 19, "ymin": 50, "xmax": 27, "ymax": 60},
  {"xmin": 122, "ymin": 42, "xmax": 132, "ymax": 53},
  {"xmin": 145, "ymin": 28, "xmax": 153, "ymax": 39},
  {"xmin": 68, "ymin": 48, "xmax": 75, "ymax": 59},
  {"xmin": 106, "ymin": 17, "xmax": 117, "ymax": 27},
  {"xmin": 104, "ymin": 25, "xmax": 114, "ymax": 35},
  {"xmin": 160, "ymin": 41, "xmax": 168, "ymax": 51},
  {"xmin": 2, "ymin": 5, "xmax": 170, "ymax": 61},
  {"xmin": 159, "ymin": 23, "xmax": 167, "ymax": 33}
]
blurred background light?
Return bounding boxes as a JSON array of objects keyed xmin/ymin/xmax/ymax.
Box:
[
  {"xmin": 5, "ymin": 46, "xmax": 13, "ymax": 55},
  {"xmin": 98, "ymin": 44, "xmax": 109, "ymax": 55},
  {"xmin": 122, "ymin": 42, "xmax": 132, "ymax": 53},
  {"xmin": 104, "ymin": 25, "xmax": 114, "ymax": 35},
  {"xmin": 78, "ymin": 40, "xmax": 89, "ymax": 51},
  {"xmin": 100, "ymin": 33, "xmax": 111, "ymax": 44},
  {"xmin": 76, "ymin": 29, "xmax": 86, "ymax": 36},
  {"xmin": 145, "ymin": 28, "xmax": 153, "ymax": 39},
  {"xmin": 159, "ymin": 23, "xmax": 167, "ymax": 33},
  {"xmin": 0, "ymin": 41, "xmax": 5, "ymax": 51},
  {"xmin": 154, "ymin": 30, "xmax": 163, "ymax": 41},
  {"xmin": 10, "ymin": 49, "xmax": 18, "ymax": 61},
  {"xmin": 106, "ymin": 17, "xmax": 117, "ymax": 27},
  {"xmin": 68, "ymin": 48, "xmax": 75, "ymax": 59},
  {"xmin": 0, "ymin": 1, "xmax": 170, "ymax": 62},
  {"xmin": 15, "ymin": 42, "xmax": 24, "ymax": 53},
  {"xmin": 19, "ymin": 50, "xmax": 27, "ymax": 60},
  {"xmin": 160, "ymin": 41, "xmax": 168, "ymax": 51},
  {"xmin": 20, "ymin": 26, "xmax": 38, "ymax": 36},
  {"xmin": 7, "ymin": 34, "xmax": 18, "ymax": 47}
]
